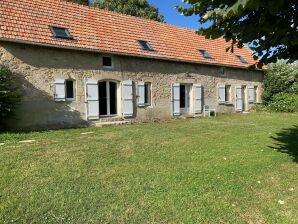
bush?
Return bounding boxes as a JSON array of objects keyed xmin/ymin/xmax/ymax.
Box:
[
  {"xmin": 0, "ymin": 66, "xmax": 21, "ymax": 128},
  {"xmin": 267, "ymin": 93, "xmax": 298, "ymax": 112},
  {"xmin": 262, "ymin": 61, "xmax": 298, "ymax": 104}
]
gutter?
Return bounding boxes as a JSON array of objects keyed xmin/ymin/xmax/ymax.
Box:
[{"xmin": 0, "ymin": 37, "xmax": 262, "ymax": 71}]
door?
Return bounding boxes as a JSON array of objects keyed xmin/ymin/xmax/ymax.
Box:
[
  {"xmin": 98, "ymin": 81, "xmax": 117, "ymax": 116},
  {"xmin": 86, "ymin": 78, "xmax": 99, "ymax": 120},
  {"xmin": 235, "ymin": 85, "xmax": 243, "ymax": 112},
  {"xmin": 180, "ymin": 84, "xmax": 190, "ymax": 114}
]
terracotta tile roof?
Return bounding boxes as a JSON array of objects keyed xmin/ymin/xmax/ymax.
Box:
[{"xmin": 0, "ymin": 0, "xmax": 258, "ymax": 68}]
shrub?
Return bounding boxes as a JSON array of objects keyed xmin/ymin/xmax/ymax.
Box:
[
  {"xmin": 0, "ymin": 66, "xmax": 21, "ymax": 128},
  {"xmin": 267, "ymin": 93, "xmax": 298, "ymax": 112},
  {"xmin": 262, "ymin": 61, "xmax": 298, "ymax": 104}
]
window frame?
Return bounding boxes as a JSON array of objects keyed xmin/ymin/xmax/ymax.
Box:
[
  {"xmin": 137, "ymin": 40, "xmax": 154, "ymax": 51},
  {"xmin": 65, "ymin": 79, "xmax": 76, "ymax": 102},
  {"xmin": 254, "ymin": 86, "xmax": 258, "ymax": 103},
  {"xmin": 49, "ymin": 26, "xmax": 73, "ymax": 40},
  {"xmin": 225, "ymin": 85, "xmax": 232, "ymax": 103},
  {"xmin": 144, "ymin": 82, "xmax": 152, "ymax": 106},
  {"xmin": 236, "ymin": 55, "xmax": 248, "ymax": 64},
  {"xmin": 102, "ymin": 55, "xmax": 114, "ymax": 69},
  {"xmin": 198, "ymin": 49, "xmax": 213, "ymax": 59}
]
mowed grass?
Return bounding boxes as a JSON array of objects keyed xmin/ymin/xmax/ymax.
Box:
[{"xmin": 0, "ymin": 113, "xmax": 298, "ymax": 223}]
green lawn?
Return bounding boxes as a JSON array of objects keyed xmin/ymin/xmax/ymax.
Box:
[{"xmin": 0, "ymin": 113, "xmax": 298, "ymax": 223}]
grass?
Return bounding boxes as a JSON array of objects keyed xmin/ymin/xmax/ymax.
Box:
[{"xmin": 0, "ymin": 112, "xmax": 298, "ymax": 223}]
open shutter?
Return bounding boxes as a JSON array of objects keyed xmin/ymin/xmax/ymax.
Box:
[
  {"xmin": 85, "ymin": 78, "xmax": 99, "ymax": 120},
  {"xmin": 172, "ymin": 83, "xmax": 180, "ymax": 116},
  {"xmin": 194, "ymin": 83, "xmax": 202, "ymax": 114},
  {"xmin": 248, "ymin": 86, "xmax": 255, "ymax": 103},
  {"xmin": 218, "ymin": 84, "xmax": 225, "ymax": 104},
  {"xmin": 235, "ymin": 85, "xmax": 243, "ymax": 112},
  {"xmin": 137, "ymin": 81, "xmax": 145, "ymax": 106},
  {"xmin": 122, "ymin": 80, "xmax": 133, "ymax": 117},
  {"xmin": 54, "ymin": 79, "xmax": 65, "ymax": 101}
]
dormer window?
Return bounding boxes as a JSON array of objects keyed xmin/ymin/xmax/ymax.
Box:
[
  {"xmin": 137, "ymin": 40, "xmax": 154, "ymax": 51},
  {"xmin": 50, "ymin": 26, "xmax": 73, "ymax": 39},
  {"xmin": 198, "ymin": 49, "xmax": 212, "ymax": 59},
  {"xmin": 236, "ymin": 55, "xmax": 248, "ymax": 64}
]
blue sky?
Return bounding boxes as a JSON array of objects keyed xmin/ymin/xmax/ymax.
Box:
[
  {"xmin": 88, "ymin": 0, "xmax": 211, "ymax": 30},
  {"xmin": 147, "ymin": 0, "xmax": 211, "ymax": 30}
]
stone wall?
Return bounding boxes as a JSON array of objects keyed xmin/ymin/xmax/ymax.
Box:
[{"xmin": 0, "ymin": 42, "xmax": 264, "ymax": 130}]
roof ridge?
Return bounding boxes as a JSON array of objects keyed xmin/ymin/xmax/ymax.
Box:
[{"xmin": 57, "ymin": 0, "xmax": 198, "ymax": 33}]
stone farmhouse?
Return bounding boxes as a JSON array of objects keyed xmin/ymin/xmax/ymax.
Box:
[{"xmin": 0, "ymin": 0, "xmax": 264, "ymax": 130}]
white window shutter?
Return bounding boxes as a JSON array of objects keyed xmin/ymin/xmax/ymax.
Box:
[
  {"xmin": 172, "ymin": 83, "xmax": 180, "ymax": 116},
  {"xmin": 137, "ymin": 81, "xmax": 145, "ymax": 106},
  {"xmin": 218, "ymin": 84, "xmax": 225, "ymax": 104},
  {"xmin": 122, "ymin": 80, "xmax": 133, "ymax": 117},
  {"xmin": 54, "ymin": 79, "xmax": 65, "ymax": 101},
  {"xmin": 194, "ymin": 83, "xmax": 202, "ymax": 114},
  {"xmin": 85, "ymin": 78, "xmax": 99, "ymax": 120},
  {"xmin": 235, "ymin": 85, "xmax": 243, "ymax": 112},
  {"xmin": 248, "ymin": 86, "xmax": 255, "ymax": 103}
]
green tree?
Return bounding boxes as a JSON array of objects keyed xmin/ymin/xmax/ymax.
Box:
[
  {"xmin": 262, "ymin": 61, "xmax": 298, "ymax": 104},
  {"xmin": 177, "ymin": 0, "xmax": 298, "ymax": 67},
  {"xmin": 93, "ymin": 0, "xmax": 164, "ymax": 22},
  {"xmin": 66, "ymin": 0, "xmax": 89, "ymax": 5},
  {"xmin": 0, "ymin": 67, "xmax": 21, "ymax": 129}
]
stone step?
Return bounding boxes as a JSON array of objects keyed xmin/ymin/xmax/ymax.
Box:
[
  {"xmin": 98, "ymin": 117, "xmax": 124, "ymax": 122},
  {"xmin": 95, "ymin": 120, "xmax": 133, "ymax": 127}
]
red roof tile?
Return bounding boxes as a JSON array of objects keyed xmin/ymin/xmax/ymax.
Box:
[{"xmin": 0, "ymin": 0, "xmax": 258, "ymax": 68}]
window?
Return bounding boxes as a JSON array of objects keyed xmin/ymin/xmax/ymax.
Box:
[
  {"xmin": 144, "ymin": 82, "xmax": 151, "ymax": 106},
  {"xmin": 102, "ymin": 56, "xmax": 113, "ymax": 68},
  {"xmin": 50, "ymin": 26, "xmax": 73, "ymax": 39},
  {"xmin": 137, "ymin": 82, "xmax": 152, "ymax": 107},
  {"xmin": 225, "ymin": 85, "xmax": 231, "ymax": 103},
  {"xmin": 254, "ymin": 86, "xmax": 258, "ymax": 103},
  {"xmin": 198, "ymin": 49, "xmax": 212, "ymax": 59},
  {"xmin": 137, "ymin": 40, "xmax": 154, "ymax": 51},
  {"xmin": 66, "ymin": 80, "xmax": 75, "ymax": 101},
  {"xmin": 219, "ymin": 67, "xmax": 226, "ymax": 76},
  {"xmin": 236, "ymin": 55, "xmax": 248, "ymax": 64},
  {"xmin": 53, "ymin": 79, "xmax": 76, "ymax": 102}
]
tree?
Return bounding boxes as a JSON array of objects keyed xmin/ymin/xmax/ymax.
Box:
[
  {"xmin": 93, "ymin": 0, "xmax": 164, "ymax": 22},
  {"xmin": 66, "ymin": 0, "xmax": 89, "ymax": 5},
  {"xmin": 262, "ymin": 61, "xmax": 298, "ymax": 104},
  {"xmin": 0, "ymin": 67, "xmax": 21, "ymax": 129},
  {"xmin": 177, "ymin": 0, "xmax": 298, "ymax": 67}
]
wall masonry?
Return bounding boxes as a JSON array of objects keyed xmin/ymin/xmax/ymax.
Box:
[{"xmin": 0, "ymin": 42, "xmax": 264, "ymax": 130}]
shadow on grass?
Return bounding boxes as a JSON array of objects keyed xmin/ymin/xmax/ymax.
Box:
[{"xmin": 271, "ymin": 125, "xmax": 298, "ymax": 163}]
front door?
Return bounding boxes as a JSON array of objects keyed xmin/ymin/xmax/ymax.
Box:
[
  {"xmin": 180, "ymin": 84, "xmax": 190, "ymax": 114},
  {"xmin": 98, "ymin": 81, "xmax": 117, "ymax": 116}
]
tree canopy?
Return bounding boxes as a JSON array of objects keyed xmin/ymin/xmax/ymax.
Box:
[
  {"xmin": 92, "ymin": 0, "xmax": 164, "ymax": 22},
  {"xmin": 66, "ymin": 0, "xmax": 89, "ymax": 5},
  {"xmin": 177, "ymin": 0, "xmax": 298, "ymax": 67}
]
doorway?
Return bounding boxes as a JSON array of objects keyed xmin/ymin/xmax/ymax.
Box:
[
  {"xmin": 180, "ymin": 84, "xmax": 191, "ymax": 114},
  {"xmin": 98, "ymin": 81, "xmax": 117, "ymax": 116}
]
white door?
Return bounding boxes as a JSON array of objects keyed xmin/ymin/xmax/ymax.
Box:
[
  {"xmin": 180, "ymin": 84, "xmax": 190, "ymax": 114},
  {"xmin": 172, "ymin": 83, "xmax": 180, "ymax": 116},
  {"xmin": 235, "ymin": 85, "xmax": 243, "ymax": 112},
  {"xmin": 194, "ymin": 84, "xmax": 202, "ymax": 114},
  {"xmin": 85, "ymin": 78, "xmax": 99, "ymax": 120},
  {"xmin": 122, "ymin": 80, "xmax": 133, "ymax": 117}
]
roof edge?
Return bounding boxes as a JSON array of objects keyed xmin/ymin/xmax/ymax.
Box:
[{"xmin": 0, "ymin": 38, "xmax": 261, "ymax": 71}]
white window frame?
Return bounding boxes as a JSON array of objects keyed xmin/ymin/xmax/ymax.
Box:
[
  {"xmin": 65, "ymin": 79, "xmax": 76, "ymax": 102},
  {"xmin": 102, "ymin": 55, "xmax": 114, "ymax": 69}
]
